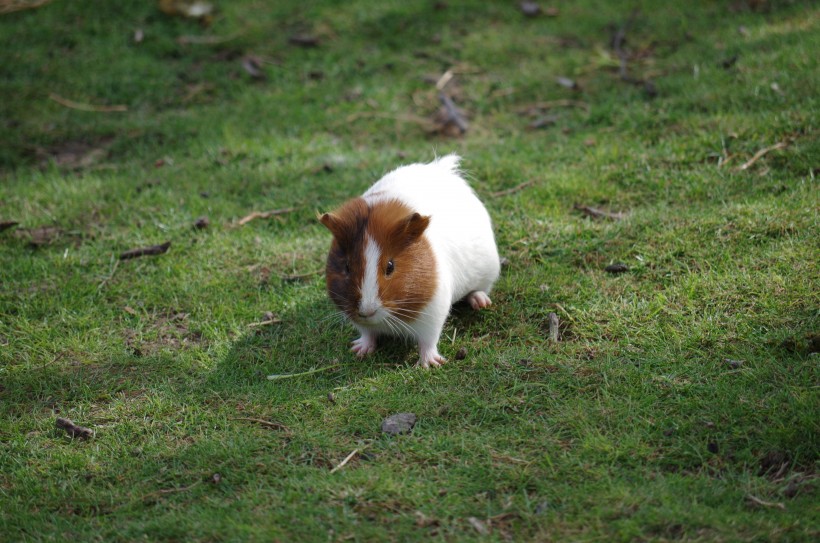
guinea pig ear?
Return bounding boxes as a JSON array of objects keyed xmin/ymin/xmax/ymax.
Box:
[
  {"xmin": 394, "ymin": 212, "xmax": 430, "ymax": 246},
  {"xmin": 318, "ymin": 212, "xmax": 339, "ymax": 235}
]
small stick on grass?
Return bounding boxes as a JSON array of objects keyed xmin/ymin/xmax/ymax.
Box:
[
  {"xmin": 490, "ymin": 180, "xmax": 535, "ymax": 198},
  {"xmin": 119, "ymin": 241, "xmax": 171, "ymax": 260},
  {"xmin": 232, "ymin": 418, "xmax": 291, "ymax": 431},
  {"xmin": 548, "ymin": 312, "xmax": 560, "ymax": 342},
  {"xmin": 56, "ymin": 417, "xmax": 94, "ymax": 439},
  {"xmin": 177, "ymin": 33, "xmax": 242, "ymax": 45},
  {"xmin": 49, "ymin": 93, "xmax": 127, "ymax": 112},
  {"xmin": 141, "ymin": 481, "xmax": 202, "ymax": 502},
  {"xmin": 237, "ymin": 207, "xmax": 296, "ymax": 226},
  {"xmin": 516, "ymin": 100, "xmax": 590, "ymax": 113},
  {"xmin": 745, "ymin": 494, "xmax": 786, "ymax": 510},
  {"xmin": 612, "ymin": 11, "xmax": 639, "ymax": 81},
  {"xmin": 329, "ymin": 448, "xmax": 359, "ymax": 474},
  {"xmin": 438, "ymin": 92, "xmax": 469, "ymax": 133},
  {"xmin": 0, "ymin": 0, "xmax": 54, "ymax": 14},
  {"xmin": 574, "ymin": 204, "xmax": 626, "ymax": 220},
  {"xmin": 736, "ymin": 142, "xmax": 787, "ymax": 171},
  {"xmin": 267, "ymin": 364, "xmax": 339, "ymax": 381},
  {"xmin": 435, "ymin": 69, "xmax": 454, "ymax": 91},
  {"xmin": 247, "ymin": 318, "xmax": 283, "ymax": 328}
]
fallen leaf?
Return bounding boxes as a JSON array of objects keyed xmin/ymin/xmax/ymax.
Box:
[
  {"xmin": 194, "ymin": 216, "xmax": 210, "ymax": 229},
  {"xmin": 158, "ymin": 0, "xmax": 213, "ymax": 20},
  {"xmin": 719, "ymin": 55, "xmax": 738, "ymax": 69},
  {"xmin": 467, "ymin": 517, "xmax": 490, "ymax": 535},
  {"xmin": 241, "ymin": 55, "xmax": 266, "ymax": 80},
  {"xmin": 16, "ymin": 226, "xmax": 62, "ymax": 246},
  {"xmin": 604, "ymin": 263, "xmax": 629, "ymax": 274},
  {"xmin": 56, "ymin": 417, "xmax": 94, "ymax": 439},
  {"xmin": 119, "ymin": 241, "xmax": 171, "ymax": 260},
  {"xmin": 519, "ymin": 1, "xmax": 541, "ymax": 17},
  {"xmin": 548, "ymin": 312, "xmax": 560, "ymax": 342},
  {"xmin": 556, "ymin": 76, "xmax": 579, "ymax": 90},
  {"xmin": 528, "ymin": 114, "xmax": 558, "ymax": 130},
  {"xmin": 289, "ymin": 34, "xmax": 319, "ymax": 47},
  {"xmin": 724, "ymin": 358, "xmax": 744, "ymax": 369},
  {"xmin": 574, "ymin": 204, "xmax": 626, "ymax": 220}
]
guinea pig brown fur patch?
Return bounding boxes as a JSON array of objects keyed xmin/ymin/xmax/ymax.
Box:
[{"xmin": 367, "ymin": 199, "xmax": 437, "ymax": 323}]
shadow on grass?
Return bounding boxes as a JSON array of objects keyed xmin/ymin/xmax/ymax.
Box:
[{"xmin": 202, "ymin": 295, "xmax": 495, "ymax": 405}]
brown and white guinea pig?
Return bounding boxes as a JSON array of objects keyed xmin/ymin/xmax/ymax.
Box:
[{"xmin": 319, "ymin": 154, "xmax": 500, "ymax": 368}]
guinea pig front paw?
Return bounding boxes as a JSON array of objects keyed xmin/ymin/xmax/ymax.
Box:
[
  {"xmin": 416, "ymin": 352, "xmax": 446, "ymax": 369},
  {"xmin": 351, "ymin": 335, "xmax": 377, "ymax": 358},
  {"xmin": 467, "ymin": 290, "xmax": 492, "ymax": 310}
]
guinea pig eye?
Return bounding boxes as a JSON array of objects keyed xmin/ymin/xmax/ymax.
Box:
[
  {"xmin": 344, "ymin": 261, "xmax": 351, "ymax": 275},
  {"xmin": 385, "ymin": 259, "xmax": 395, "ymax": 276}
]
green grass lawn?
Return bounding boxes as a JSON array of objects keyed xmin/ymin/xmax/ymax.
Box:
[{"xmin": 1, "ymin": 0, "xmax": 818, "ymax": 541}]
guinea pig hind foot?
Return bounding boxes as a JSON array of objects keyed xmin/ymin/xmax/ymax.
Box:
[{"xmin": 467, "ymin": 291, "xmax": 492, "ymax": 310}]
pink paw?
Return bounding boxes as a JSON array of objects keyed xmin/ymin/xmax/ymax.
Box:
[
  {"xmin": 351, "ymin": 335, "xmax": 376, "ymax": 358},
  {"xmin": 467, "ymin": 291, "xmax": 492, "ymax": 310},
  {"xmin": 416, "ymin": 352, "xmax": 446, "ymax": 369}
]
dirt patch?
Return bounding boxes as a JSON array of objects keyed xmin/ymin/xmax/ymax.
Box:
[
  {"xmin": 124, "ymin": 310, "xmax": 206, "ymax": 356},
  {"xmin": 32, "ymin": 137, "xmax": 114, "ymax": 170}
]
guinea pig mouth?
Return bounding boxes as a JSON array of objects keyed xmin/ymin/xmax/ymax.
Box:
[{"xmin": 353, "ymin": 308, "xmax": 384, "ymax": 325}]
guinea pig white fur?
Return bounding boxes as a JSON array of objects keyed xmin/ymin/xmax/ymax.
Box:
[{"xmin": 319, "ymin": 154, "xmax": 500, "ymax": 368}]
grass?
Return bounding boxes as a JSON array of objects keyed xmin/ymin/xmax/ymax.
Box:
[{"xmin": 0, "ymin": 0, "xmax": 818, "ymax": 541}]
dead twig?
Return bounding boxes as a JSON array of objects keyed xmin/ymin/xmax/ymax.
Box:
[
  {"xmin": 237, "ymin": 207, "xmax": 296, "ymax": 226},
  {"xmin": 612, "ymin": 10, "xmax": 639, "ymax": 81},
  {"xmin": 736, "ymin": 142, "xmax": 787, "ymax": 171},
  {"xmin": 0, "ymin": 0, "xmax": 53, "ymax": 15},
  {"xmin": 438, "ymin": 92, "xmax": 469, "ymax": 133},
  {"xmin": 177, "ymin": 33, "xmax": 242, "ymax": 45},
  {"xmin": 574, "ymin": 204, "xmax": 626, "ymax": 220},
  {"xmin": 49, "ymin": 93, "xmax": 127, "ymax": 112},
  {"xmin": 610, "ymin": 10, "xmax": 657, "ymax": 97},
  {"xmin": 247, "ymin": 318, "xmax": 283, "ymax": 328},
  {"xmin": 267, "ymin": 364, "xmax": 340, "ymax": 381},
  {"xmin": 232, "ymin": 417, "xmax": 291, "ymax": 431},
  {"xmin": 516, "ymin": 99, "xmax": 590, "ymax": 114},
  {"xmin": 435, "ymin": 69, "xmax": 454, "ymax": 91},
  {"xmin": 745, "ymin": 494, "xmax": 786, "ymax": 510},
  {"xmin": 119, "ymin": 241, "xmax": 171, "ymax": 260},
  {"xmin": 329, "ymin": 448, "xmax": 359, "ymax": 474},
  {"xmin": 56, "ymin": 417, "xmax": 94, "ymax": 439},
  {"xmin": 548, "ymin": 312, "xmax": 560, "ymax": 342},
  {"xmin": 141, "ymin": 481, "xmax": 202, "ymax": 502},
  {"xmin": 491, "ymin": 180, "xmax": 535, "ymax": 198}
]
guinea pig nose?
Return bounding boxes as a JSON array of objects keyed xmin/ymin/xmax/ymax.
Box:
[{"xmin": 358, "ymin": 309, "xmax": 376, "ymax": 318}]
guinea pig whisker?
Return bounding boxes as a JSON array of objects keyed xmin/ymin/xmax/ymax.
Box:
[{"xmin": 386, "ymin": 314, "xmax": 414, "ymax": 338}]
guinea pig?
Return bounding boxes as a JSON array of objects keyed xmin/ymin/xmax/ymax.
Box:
[{"xmin": 319, "ymin": 154, "xmax": 500, "ymax": 368}]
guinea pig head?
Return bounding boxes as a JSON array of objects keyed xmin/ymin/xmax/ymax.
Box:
[{"xmin": 320, "ymin": 198, "xmax": 437, "ymax": 327}]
